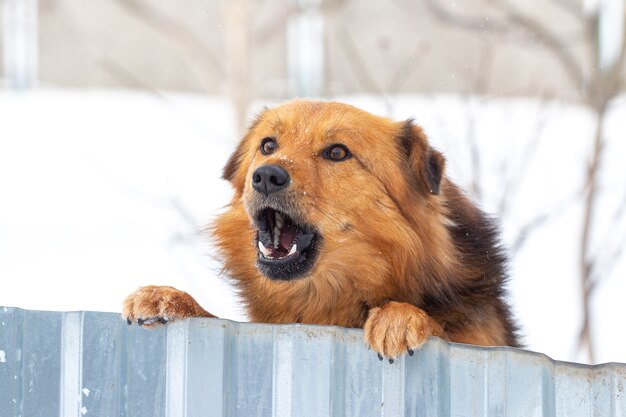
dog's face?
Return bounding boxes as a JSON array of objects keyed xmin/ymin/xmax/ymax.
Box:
[{"xmin": 218, "ymin": 100, "xmax": 447, "ymax": 290}]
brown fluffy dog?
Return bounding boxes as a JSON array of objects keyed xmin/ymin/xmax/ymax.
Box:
[{"xmin": 123, "ymin": 100, "xmax": 519, "ymax": 359}]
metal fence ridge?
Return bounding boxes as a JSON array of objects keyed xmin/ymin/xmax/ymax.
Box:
[{"xmin": 0, "ymin": 307, "xmax": 625, "ymax": 417}]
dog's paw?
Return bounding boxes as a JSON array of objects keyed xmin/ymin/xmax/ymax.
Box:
[
  {"xmin": 364, "ymin": 301, "xmax": 445, "ymax": 362},
  {"xmin": 122, "ymin": 285, "xmax": 215, "ymax": 326}
]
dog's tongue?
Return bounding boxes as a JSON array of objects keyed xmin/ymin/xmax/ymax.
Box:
[{"xmin": 279, "ymin": 224, "xmax": 298, "ymax": 251}]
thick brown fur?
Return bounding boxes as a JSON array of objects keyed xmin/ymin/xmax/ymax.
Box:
[{"xmin": 123, "ymin": 100, "xmax": 519, "ymax": 359}]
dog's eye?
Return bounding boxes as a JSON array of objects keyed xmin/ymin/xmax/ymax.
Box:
[
  {"xmin": 260, "ymin": 137, "xmax": 277, "ymax": 155},
  {"xmin": 323, "ymin": 144, "xmax": 351, "ymax": 162}
]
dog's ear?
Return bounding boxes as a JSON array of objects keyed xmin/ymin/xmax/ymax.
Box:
[
  {"xmin": 222, "ymin": 141, "xmax": 246, "ymax": 183},
  {"xmin": 222, "ymin": 112, "xmax": 267, "ymax": 189},
  {"xmin": 222, "ymin": 138, "xmax": 251, "ymax": 193},
  {"xmin": 398, "ymin": 119, "xmax": 445, "ymax": 195}
]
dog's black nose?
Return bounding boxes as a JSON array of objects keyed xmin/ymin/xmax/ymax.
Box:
[{"xmin": 252, "ymin": 164, "xmax": 290, "ymax": 196}]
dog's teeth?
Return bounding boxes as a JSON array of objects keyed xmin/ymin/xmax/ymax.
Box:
[
  {"xmin": 273, "ymin": 227, "xmax": 280, "ymax": 247},
  {"xmin": 288, "ymin": 244, "xmax": 297, "ymax": 256},
  {"xmin": 258, "ymin": 241, "xmax": 271, "ymax": 257},
  {"xmin": 276, "ymin": 212, "xmax": 284, "ymax": 229}
]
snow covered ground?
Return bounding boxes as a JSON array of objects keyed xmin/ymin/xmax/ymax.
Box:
[{"xmin": 0, "ymin": 89, "xmax": 624, "ymax": 364}]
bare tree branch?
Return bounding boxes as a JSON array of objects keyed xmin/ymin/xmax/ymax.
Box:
[
  {"xmin": 422, "ymin": 0, "xmax": 625, "ymax": 364},
  {"xmin": 169, "ymin": 196, "xmax": 200, "ymax": 228},
  {"xmin": 386, "ymin": 41, "xmax": 431, "ymax": 93},
  {"xmin": 548, "ymin": 0, "xmax": 582, "ymax": 19},
  {"xmin": 510, "ymin": 189, "xmax": 581, "ymax": 255},
  {"xmin": 111, "ymin": 0, "xmax": 225, "ymax": 80},
  {"xmin": 495, "ymin": 0, "xmax": 586, "ymax": 88},
  {"xmin": 589, "ymin": 189, "xmax": 626, "ymax": 283},
  {"xmin": 423, "ymin": 0, "xmax": 586, "ymax": 89},
  {"xmin": 98, "ymin": 57, "xmax": 163, "ymax": 92},
  {"xmin": 497, "ymin": 97, "xmax": 554, "ymax": 216},
  {"xmin": 575, "ymin": 103, "xmax": 609, "ymax": 363},
  {"xmin": 422, "ymin": 0, "xmax": 510, "ymax": 33},
  {"xmin": 591, "ymin": 232, "xmax": 626, "ymax": 289},
  {"xmin": 333, "ymin": 27, "xmax": 384, "ymax": 93},
  {"xmin": 462, "ymin": 97, "xmax": 483, "ymax": 200}
]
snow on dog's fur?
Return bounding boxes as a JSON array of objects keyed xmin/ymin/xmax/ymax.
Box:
[{"xmin": 123, "ymin": 100, "xmax": 519, "ymax": 359}]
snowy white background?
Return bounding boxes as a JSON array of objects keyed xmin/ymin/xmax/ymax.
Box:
[{"xmin": 0, "ymin": 89, "xmax": 624, "ymax": 365}]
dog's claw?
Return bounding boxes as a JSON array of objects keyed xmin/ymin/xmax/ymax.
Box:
[
  {"xmin": 408, "ymin": 348, "xmax": 414, "ymax": 356},
  {"xmin": 137, "ymin": 318, "xmax": 145, "ymax": 326},
  {"xmin": 158, "ymin": 317, "xmax": 168, "ymax": 324},
  {"xmin": 389, "ymin": 358, "xmax": 394, "ymax": 364},
  {"xmin": 126, "ymin": 317, "xmax": 132, "ymax": 325},
  {"xmin": 377, "ymin": 353, "xmax": 384, "ymax": 361}
]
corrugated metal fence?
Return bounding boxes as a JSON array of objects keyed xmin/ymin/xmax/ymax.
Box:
[{"xmin": 0, "ymin": 307, "xmax": 624, "ymax": 417}]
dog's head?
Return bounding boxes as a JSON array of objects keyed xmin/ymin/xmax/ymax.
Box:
[{"xmin": 215, "ymin": 100, "xmax": 450, "ymax": 298}]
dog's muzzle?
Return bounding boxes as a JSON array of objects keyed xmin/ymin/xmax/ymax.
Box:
[{"xmin": 248, "ymin": 165, "xmax": 320, "ymax": 281}]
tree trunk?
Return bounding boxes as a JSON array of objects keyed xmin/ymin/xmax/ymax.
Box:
[{"xmin": 578, "ymin": 104, "xmax": 606, "ymax": 364}]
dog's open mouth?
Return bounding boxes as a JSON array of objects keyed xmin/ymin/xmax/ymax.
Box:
[{"xmin": 255, "ymin": 207, "xmax": 319, "ymax": 280}]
